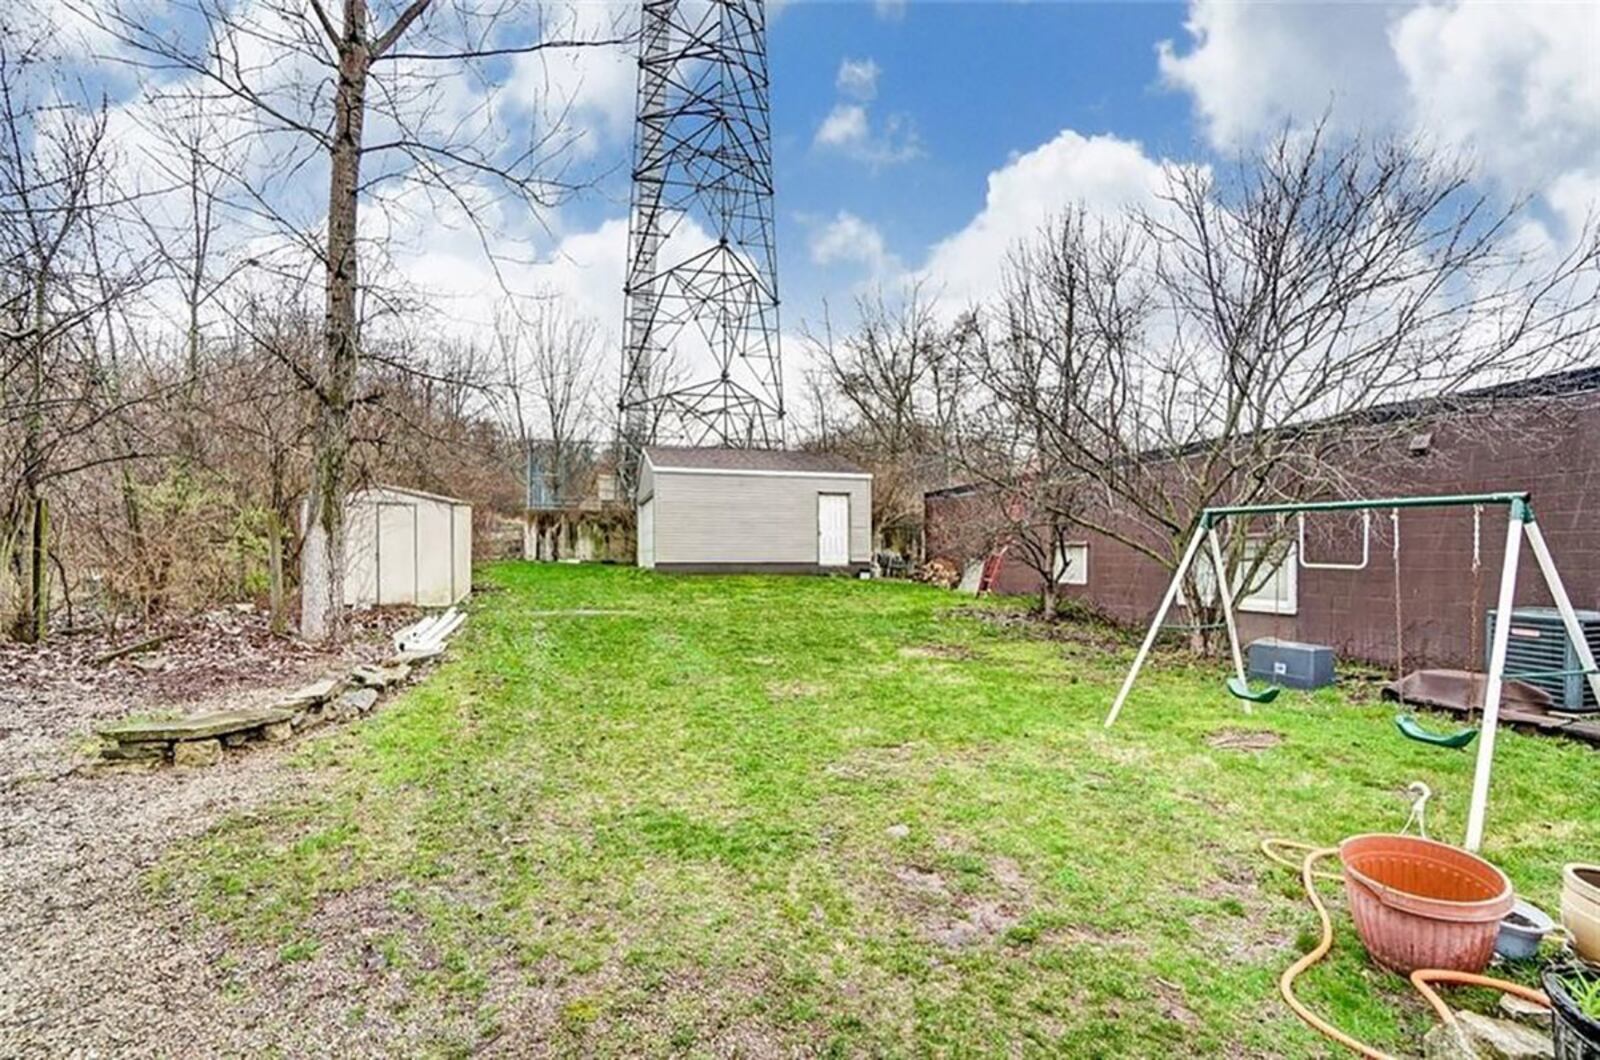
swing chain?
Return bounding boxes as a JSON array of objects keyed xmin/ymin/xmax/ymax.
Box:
[
  {"xmin": 1392, "ymin": 509, "xmax": 1404, "ymax": 704},
  {"xmin": 1468, "ymin": 505, "xmax": 1485, "ymax": 717}
]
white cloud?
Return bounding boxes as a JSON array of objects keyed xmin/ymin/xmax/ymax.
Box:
[
  {"xmin": 917, "ymin": 130, "xmax": 1173, "ymax": 311},
  {"xmin": 1157, "ymin": 0, "xmax": 1600, "ymax": 243},
  {"xmin": 812, "ymin": 60, "xmax": 921, "ymax": 168},
  {"xmin": 1156, "ymin": 3, "xmax": 1397, "ymax": 150},
  {"xmin": 501, "ymin": 1, "xmax": 639, "ymax": 158},
  {"xmin": 808, "ymin": 210, "xmax": 900, "ymax": 282},
  {"xmin": 1390, "ymin": 2, "xmax": 1600, "ymax": 209},
  {"xmin": 815, "ymin": 104, "xmax": 869, "ymax": 149},
  {"xmin": 835, "ymin": 57, "xmax": 880, "ymax": 101},
  {"xmin": 873, "ymin": 0, "xmax": 907, "ymax": 22},
  {"xmin": 78, "ymin": 0, "xmax": 645, "ymax": 345}
]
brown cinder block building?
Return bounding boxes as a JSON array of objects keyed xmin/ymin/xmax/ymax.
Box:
[{"xmin": 924, "ymin": 367, "xmax": 1600, "ymax": 669}]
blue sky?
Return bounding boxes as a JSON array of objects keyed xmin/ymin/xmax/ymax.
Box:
[
  {"xmin": 769, "ymin": 1, "xmax": 1190, "ymax": 317},
  {"xmin": 44, "ymin": 0, "xmax": 1600, "ymax": 414},
  {"xmin": 640, "ymin": 0, "xmax": 1591, "ymax": 345}
]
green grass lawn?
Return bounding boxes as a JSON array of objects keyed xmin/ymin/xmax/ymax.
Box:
[{"xmin": 155, "ymin": 564, "xmax": 1600, "ymax": 1056}]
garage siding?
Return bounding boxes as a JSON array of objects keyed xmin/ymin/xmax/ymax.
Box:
[{"xmin": 652, "ymin": 470, "xmax": 870, "ymax": 567}]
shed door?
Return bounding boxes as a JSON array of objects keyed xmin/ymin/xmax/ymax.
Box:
[
  {"xmin": 818, "ymin": 493, "xmax": 849, "ymax": 567},
  {"xmin": 376, "ymin": 502, "xmax": 418, "ymax": 605},
  {"xmin": 638, "ymin": 498, "xmax": 655, "ymax": 569}
]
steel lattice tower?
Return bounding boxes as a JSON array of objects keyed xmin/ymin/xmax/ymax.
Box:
[{"xmin": 618, "ymin": 0, "xmax": 783, "ymax": 477}]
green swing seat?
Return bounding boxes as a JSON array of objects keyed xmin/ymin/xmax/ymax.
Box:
[
  {"xmin": 1226, "ymin": 675, "xmax": 1282, "ymax": 704},
  {"xmin": 1394, "ymin": 712, "xmax": 1478, "ymax": 749}
]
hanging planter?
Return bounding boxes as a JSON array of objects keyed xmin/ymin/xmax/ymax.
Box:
[{"xmin": 1339, "ymin": 833, "xmax": 1513, "ymax": 974}]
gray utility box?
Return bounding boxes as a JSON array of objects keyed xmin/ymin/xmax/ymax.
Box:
[{"xmin": 1247, "ymin": 638, "xmax": 1335, "ymax": 690}]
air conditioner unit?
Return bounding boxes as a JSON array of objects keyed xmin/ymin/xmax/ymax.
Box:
[{"xmin": 1487, "ymin": 606, "xmax": 1600, "ymax": 712}]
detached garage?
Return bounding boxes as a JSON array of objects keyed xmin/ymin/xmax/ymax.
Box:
[
  {"xmin": 637, "ymin": 447, "xmax": 872, "ymax": 574},
  {"xmin": 341, "ymin": 485, "xmax": 472, "ymax": 607}
]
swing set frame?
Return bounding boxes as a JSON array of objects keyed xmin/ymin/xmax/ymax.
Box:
[{"xmin": 1103, "ymin": 491, "xmax": 1600, "ymax": 853}]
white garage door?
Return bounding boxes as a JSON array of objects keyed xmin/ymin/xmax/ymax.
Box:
[
  {"xmin": 637, "ymin": 498, "xmax": 655, "ymax": 568},
  {"xmin": 818, "ymin": 493, "xmax": 849, "ymax": 567}
]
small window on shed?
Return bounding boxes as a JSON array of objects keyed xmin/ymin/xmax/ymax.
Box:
[
  {"xmin": 1408, "ymin": 431, "xmax": 1433, "ymax": 456},
  {"xmin": 597, "ymin": 473, "xmax": 617, "ymax": 502}
]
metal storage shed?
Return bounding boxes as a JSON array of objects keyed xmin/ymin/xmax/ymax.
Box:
[
  {"xmin": 341, "ymin": 485, "xmax": 472, "ymax": 607},
  {"xmin": 637, "ymin": 447, "xmax": 872, "ymax": 574}
]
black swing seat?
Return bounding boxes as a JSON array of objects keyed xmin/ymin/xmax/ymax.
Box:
[
  {"xmin": 1226, "ymin": 675, "xmax": 1281, "ymax": 704},
  {"xmin": 1394, "ymin": 712, "xmax": 1478, "ymax": 749}
]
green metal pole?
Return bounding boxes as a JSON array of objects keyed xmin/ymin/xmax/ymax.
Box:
[{"xmin": 1205, "ymin": 492, "xmax": 1530, "ymax": 520}]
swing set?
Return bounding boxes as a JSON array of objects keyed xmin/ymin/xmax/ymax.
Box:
[{"xmin": 1103, "ymin": 491, "xmax": 1600, "ymax": 852}]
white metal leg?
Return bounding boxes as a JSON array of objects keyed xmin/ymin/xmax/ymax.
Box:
[
  {"xmin": 1104, "ymin": 523, "xmax": 1208, "ymax": 729},
  {"xmin": 1523, "ymin": 520, "xmax": 1600, "ymax": 707},
  {"xmin": 1207, "ymin": 527, "xmax": 1249, "ymax": 686},
  {"xmin": 1464, "ymin": 513, "xmax": 1526, "ymax": 853}
]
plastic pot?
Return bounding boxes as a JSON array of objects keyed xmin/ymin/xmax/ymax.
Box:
[
  {"xmin": 1497, "ymin": 898, "xmax": 1556, "ymax": 961},
  {"xmin": 1564, "ymin": 865, "xmax": 1600, "ymax": 963},
  {"xmin": 1338, "ymin": 833, "xmax": 1514, "ymax": 975},
  {"xmin": 1542, "ymin": 964, "xmax": 1600, "ymax": 1060}
]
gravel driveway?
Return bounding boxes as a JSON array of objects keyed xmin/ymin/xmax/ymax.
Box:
[{"xmin": 0, "ymin": 610, "xmax": 407, "ymax": 1058}]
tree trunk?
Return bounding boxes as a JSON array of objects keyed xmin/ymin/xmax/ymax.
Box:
[
  {"xmin": 16, "ymin": 272, "xmax": 47, "ymax": 643},
  {"xmin": 1041, "ymin": 582, "xmax": 1058, "ymax": 623},
  {"xmin": 266, "ymin": 507, "xmax": 286, "ymax": 636},
  {"xmin": 301, "ymin": 2, "xmax": 370, "ymax": 643},
  {"xmin": 17, "ymin": 496, "xmax": 49, "ymax": 643}
]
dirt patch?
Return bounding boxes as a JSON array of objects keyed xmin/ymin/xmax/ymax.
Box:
[
  {"xmin": 825, "ymin": 743, "xmax": 917, "ymax": 782},
  {"xmin": 889, "ymin": 854, "xmax": 1033, "ymax": 949},
  {"xmin": 1184, "ymin": 859, "xmax": 1298, "ymax": 968},
  {"xmin": 893, "ymin": 865, "xmax": 951, "ymax": 897},
  {"xmin": 1153, "ymin": 977, "xmax": 1200, "ymax": 1029},
  {"xmin": 1045, "ymin": 924, "xmax": 1139, "ymax": 949},
  {"xmin": 899, "ymin": 644, "xmax": 976, "ymax": 661},
  {"xmin": 927, "ymin": 901, "xmax": 1021, "ymax": 948},
  {"xmin": 946, "ymin": 606, "xmax": 1128, "ymax": 651},
  {"xmin": 1206, "ymin": 728, "xmax": 1284, "ymax": 752}
]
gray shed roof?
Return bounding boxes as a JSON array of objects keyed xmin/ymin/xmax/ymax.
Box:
[{"xmin": 643, "ymin": 446, "xmax": 867, "ymax": 476}]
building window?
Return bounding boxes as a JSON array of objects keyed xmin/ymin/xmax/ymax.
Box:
[
  {"xmin": 1237, "ymin": 538, "xmax": 1297, "ymax": 615},
  {"xmin": 1054, "ymin": 542, "xmax": 1089, "ymax": 586},
  {"xmin": 1183, "ymin": 537, "xmax": 1297, "ymax": 616}
]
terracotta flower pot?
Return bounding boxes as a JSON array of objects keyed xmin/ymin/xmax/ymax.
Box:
[
  {"xmin": 1562, "ymin": 864, "xmax": 1600, "ymax": 964},
  {"xmin": 1339, "ymin": 834, "xmax": 1514, "ymax": 975}
]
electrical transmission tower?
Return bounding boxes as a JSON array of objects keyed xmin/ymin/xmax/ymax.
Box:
[{"xmin": 618, "ymin": 0, "xmax": 784, "ymax": 480}]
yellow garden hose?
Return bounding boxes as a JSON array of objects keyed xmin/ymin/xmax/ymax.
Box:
[{"xmin": 1264, "ymin": 839, "xmax": 1552, "ymax": 1058}]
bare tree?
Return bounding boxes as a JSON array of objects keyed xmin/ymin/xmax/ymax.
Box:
[
  {"xmin": 0, "ymin": 25, "xmax": 150, "ymax": 640},
  {"xmin": 76, "ymin": 0, "xmax": 629, "ymax": 640},
  {"xmin": 495, "ymin": 298, "xmax": 609, "ymax": 559},
  {"xmin": 802, "ymin": 283, "xmax": 966, "ymax": 558},
  {"xmin": 947, "ymin": 217, "xmax": 1112, "ymax": 618},
  {"xmin": 973, "ymin": 127, "xmax": 1600, "ymax": 640},
  {"xmin": 129, "ymin": 96, "xmax": 256, "ymax": 465},
  {"xmin": 219, "ymin": 285, "xmax": 321, "ymax": 634}
]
